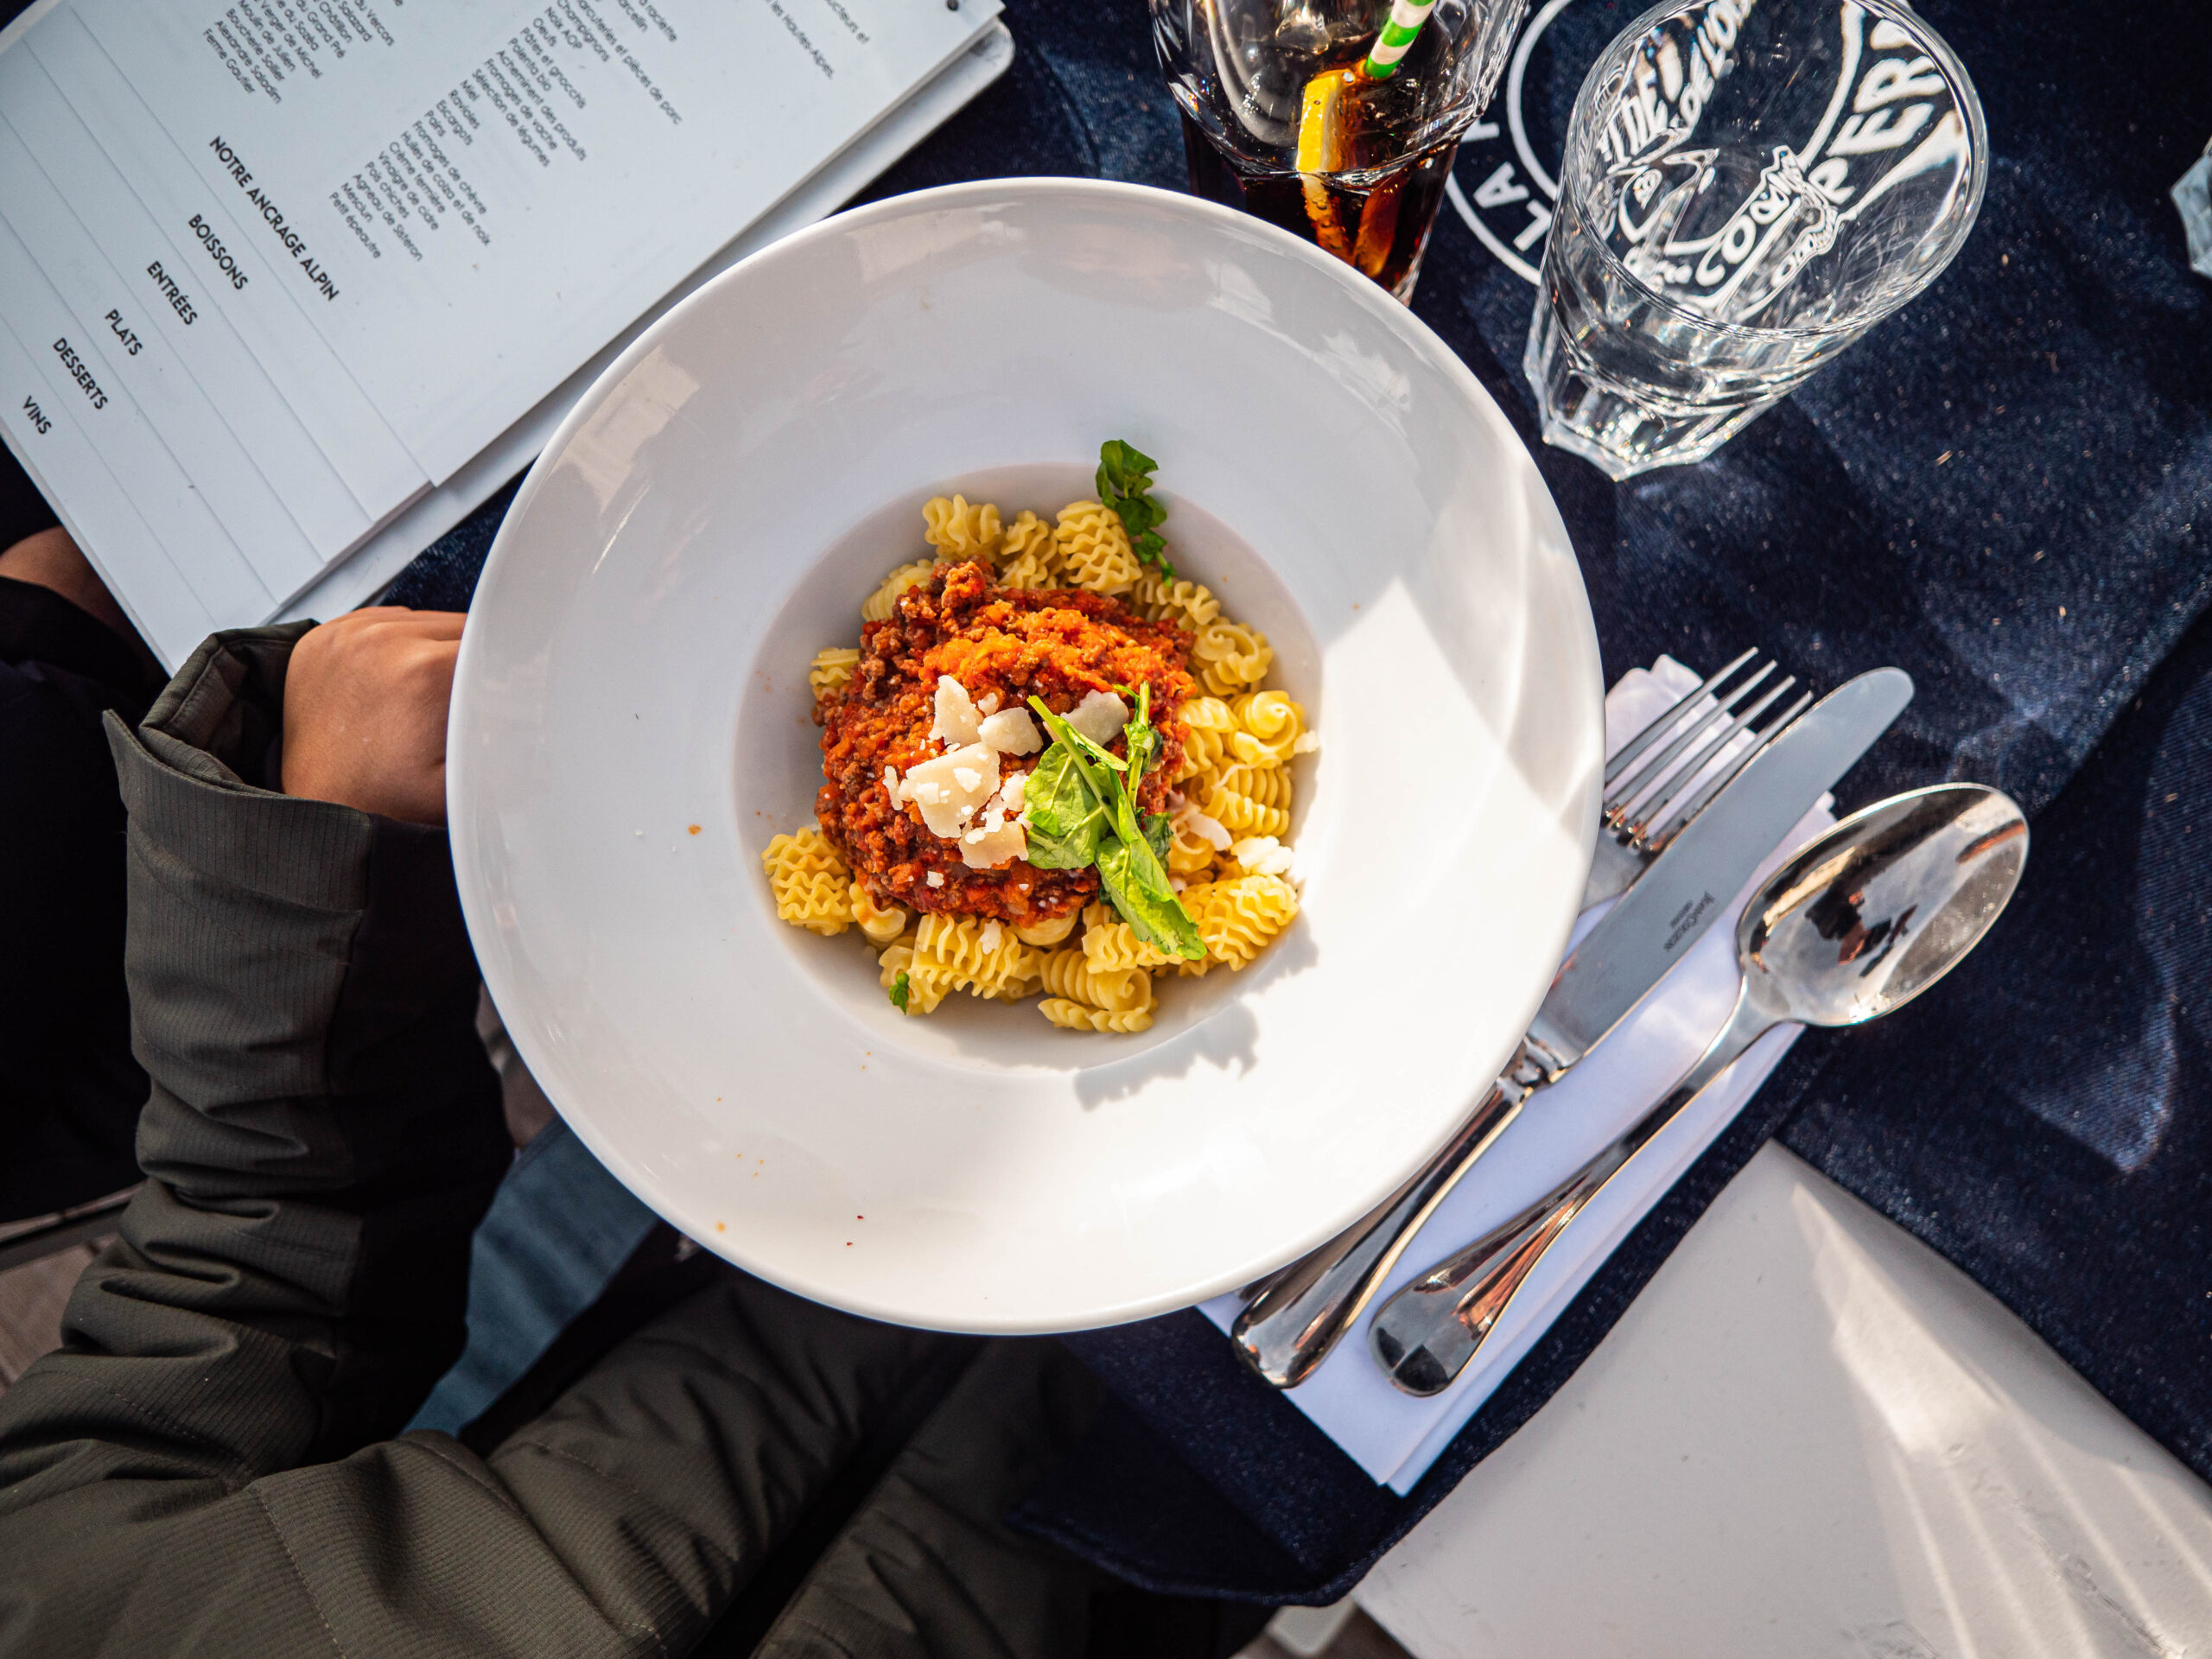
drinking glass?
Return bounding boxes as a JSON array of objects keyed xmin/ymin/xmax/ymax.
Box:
[
  {"xmin": 1153, "ymin": 0, "xmax": 1530, "ymax": 299},
  {"xmin": 1526, "ymin": 0, "xmax": 1986, "ymax": 477}
]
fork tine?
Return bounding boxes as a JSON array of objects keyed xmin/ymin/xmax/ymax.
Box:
[
  {"xmin": 1642, "ymin": 688, "xmax": 1815, "ymax": 849},
  {"xmin": 1605, "ymin": 659, "xmax": 1776, "ymax": 817},
  {"xmin": 1602, "ymin": 648, "xmax": 1758, "ymax": 790},
  {"xmin": 1622, "ymin": 676, "xmax": 1797, "ymax": 840}
]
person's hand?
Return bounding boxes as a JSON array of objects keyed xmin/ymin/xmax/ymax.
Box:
[{"xmin": 281, "ymin": 607, "xmax": 464, "ymax": 824}]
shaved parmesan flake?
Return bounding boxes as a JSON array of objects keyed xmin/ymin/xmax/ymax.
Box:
[
  {"xmin": 1230, "ymin": 836, "xmax": 1295, "ymax": 877},
  {"xmin": 1173, "ymin": 797, "xmax": 1232, "ymax": 851},
  {"xmin": 978, "ymin": 707, "xmax": 1044, "ymax": 755},
  {"xmin": 901, "ymin": 743, "xmax": 998, "ymax": 836},
  {"xmin": 960, "ymin": 819, "xmax": 1027, "ymax": 869},
  {"xmin": 1066, "ymin": 689, "xmax": 1129, "ymax": 746},
  {"xmin": 931, "ymin": 677, "xmax": 983, "ymax": 747},
  {"xmin": 926, "ymin": 871, "xmax": 944, "ymax": 888},
  {"xmin": 997, "ymin": 771, "xmax": 1028, "ymax": 816},
  {"xmin": 1293, "ymin": 730, "xmax": 1321, "ymax": 754}
]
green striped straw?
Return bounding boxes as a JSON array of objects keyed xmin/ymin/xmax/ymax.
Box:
[{"xmin": 1360, "ymin": 0, "xmax": 1437, "ymax": 79}]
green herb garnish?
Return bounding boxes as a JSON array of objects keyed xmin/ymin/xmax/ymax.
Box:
[
  {"xmin": 1025, "ymin": 687, "xmax": 1205, "ymax": 961},
  {"xmin": 1020, "ymin": 739, "xmax": 1112, "ymax": 869},
  {"xmin": 1097, "ymin": 439, "xmax": 1173, "ymax": 580},
  {"xmin": 889, "ymin": 970, "xmax": 911, "ymax": 1012}
]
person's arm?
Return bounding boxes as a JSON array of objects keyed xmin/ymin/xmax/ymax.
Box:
[
  {"xmin": 0, "ymin": 612, "xmax": 944, "ymax": 1656},
  {"xmin": 0, "ymin": 525, "xmax": 161, "ymax": 683}
]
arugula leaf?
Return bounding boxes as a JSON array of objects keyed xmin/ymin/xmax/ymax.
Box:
[
  {"xmin": 1027, "ymin": 696, "xmax": 1127, "ymax": 777},
  {"xmin": 1025, "ymin": 780, "xmax": 1109, "ymax": 870},
  {"xmin": 1101, "ymin": 682, "xmax": 1207, "ymax": 959},
  {"xmin": 1021, "ymin": 709, "xmax": 1115, "ymax": 869},
  {"xmin": 1023, "ymin": 742, "xmax": 1097, "ymax": 837},
  {"xmin": 1020, "ymin": 685, "xmax": 1205, "ymax": 959},
  {"xmin": 1096, "ymin": 438, "xmax": 1175, "ymax": 579},
  {"xmin": 889, "ymin": 970, "xmax": 911, "ymax": 1013},
  {"xmin": 1122, "ymin": 682, "xmax": 1160, "ymax": 784},
  {"xmin": 1025, "ymin": 819, "xmax": 1105, "ymax": 870},
  {"xmin": 1099, "ymin": 438, "xmax": 1155, "ymax": 484},
  {"xmin": 1097, "ymin": 834, "xmax": 1205, "ymax": 960}
]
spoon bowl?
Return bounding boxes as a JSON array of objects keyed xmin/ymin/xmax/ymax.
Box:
[
  {"xmin": 1738, "ymin": 781, "xmax": 2030, "ymax": 1032},
  {"xmin": 1372, "ymin": 782, "xmax": 2029, "ymax": 1395}
]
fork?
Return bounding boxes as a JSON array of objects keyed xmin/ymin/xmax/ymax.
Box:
[
  {"xmin": 1234, "ymin": 650, "xmax": 1808, "ymax": 1313},
  {"xmin": 1581, "ymin": 650, "xmax": 1811, "ymax": 910}
]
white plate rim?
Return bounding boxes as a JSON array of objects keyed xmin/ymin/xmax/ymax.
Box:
[{"xmin": 448, "ymin": 175, "xmax": 1603, "ymax": 1332}]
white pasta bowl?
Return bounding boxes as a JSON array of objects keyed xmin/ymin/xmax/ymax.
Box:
[{"xmin": 449, "ymin": 178, "xmax": 1602, "ymax": 1333}]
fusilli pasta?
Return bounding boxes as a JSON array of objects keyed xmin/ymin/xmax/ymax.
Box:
[
  {"xmin": 1172, "ymin": 696, "xmax": 1236, "ymax": 782},
  {"xmin": 1081, "ymin": 916, "xmax": 1175, "ymax": 972},
  {"xmin": 996, "ymin": 509, "xmax": 1058, "ymax": 588},
  {"xmin": 810, "ymin": 645, "xmax": 860, "ymax": 700},
  {"xmin": 1202, "ymin": 765, "xmax": 1293, "ymax": 838},
  {"xmin": 923, "ymin": 494, "xmax": 1004, "ymax": 563},
  {"xmin": 1037, "ymin": 949, "xmax": 1154, "ymax": 1015},
  {"xmin": 1186, "ymin": 874, "xmax": 1300, "ymax": 969},
  {"xmin": 1054, "ymin": 500, "xmax": 1139, "ymax": 595},
  {"xmin": 914, "ymin": 913, "xmax": 1036, "ymax": 1000},
  {"xmin": 1192, "ymin": 620, "xmax": 1273, "ymax": 696},
  {"xmin": 1014, "ymin": 912, "xmax": 1078, "ymax": 948},
  {"xmin": 1001, "ymin": 509, "xmax": 1052, "ymax": 563},
  {"xmin": 989, "ymin": 950, "xmax": 1046, "ymax": 1001},
  {"xmin": 1229, "ymin": 690, "xmax": 1306, "ymax": 769},
  {"xmin": 1132, "ymin": 569, "xmax": 1221, "ymax": 632},
  {"xmin": 851, "ymin": 881, "xmax": 908, "ymax": 945},
  {"xmin": 1165, "ymin": 817, "xmax": 1219, "ymax": 879},
  {"xmin": 1040, "ymin": 998, "xmax": 1154, "ymax": 1033},
  {"xmin": 762, "ymin": 828, "xmax": 853, "ymax": 935},
  {"xmin": 861, "ymin": 559, "xmax": 938, "ymax": 623},
  {"xmin": 878, "ymin": 938, "xmax": 950, "ymax": 1014}
]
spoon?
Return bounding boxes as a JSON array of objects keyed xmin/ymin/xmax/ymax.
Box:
[{"xmin": 1370, "ymin": 782, "xmax": 2029, "ymax": 1397}]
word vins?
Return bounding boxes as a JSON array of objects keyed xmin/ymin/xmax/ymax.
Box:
[{"xmin": 20, "ymin": 395, "xmax": 52, "ymax": 435}]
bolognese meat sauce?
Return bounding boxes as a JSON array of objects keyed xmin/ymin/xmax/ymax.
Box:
[{"xmin": 815, "ymin": 561, "xmax": 1197, "ymax": 925}]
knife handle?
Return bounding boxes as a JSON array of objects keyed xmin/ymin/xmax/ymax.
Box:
[
  {"xmin": 1369, "ymin": 983, "xmax": 1773, "ymax": 1397},
  {"xmin": 1230, "ymin": 1035, "xmax": 1567, "ymax": 1389}
]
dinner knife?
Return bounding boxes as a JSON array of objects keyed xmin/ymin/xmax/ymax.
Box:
[{"xmin": 1231, "ymin": 666, "xmax": 1914, "ymax": 1389}]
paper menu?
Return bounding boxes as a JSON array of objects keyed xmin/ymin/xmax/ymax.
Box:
[
  {"xmin": 0, "ymin": 0, "xmax": 1006, "ymax": 665},
  {"xmin": 70, "ymin": 0, "xmax": 997, "ymax": 484},
  {"xmin": 21, "ymin": 12, "xmax": 427, "ymax": 522},
  {"xmin": 0, "ymin": 97, "xmax": 332, "ymax": 598},
  {"xmin": 270, "ymin": 20, "xmax": 1016, "ymax": 630},
  {"xmin": 0, "ymin": 223, "xmax": 225, "ymax": 644}
]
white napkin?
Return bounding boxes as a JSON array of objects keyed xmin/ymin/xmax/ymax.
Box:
[{"xmin": 1200, "ymin": 657, "xmax": 1834, "ymax": 1494}]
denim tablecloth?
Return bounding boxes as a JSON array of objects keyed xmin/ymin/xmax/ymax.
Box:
[{"xmin": 385, "ymin": 0, "xmax": 2212, "ymax": 1604}]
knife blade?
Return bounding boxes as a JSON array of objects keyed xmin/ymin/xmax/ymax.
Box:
[
  {"xmin": 1526, "ymin": 664, "xmax": 1915, "ymax": 1067},
  {"xmin": 1231, "ymin": 665, "xmax": 1914, "ymax": 1388}
]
